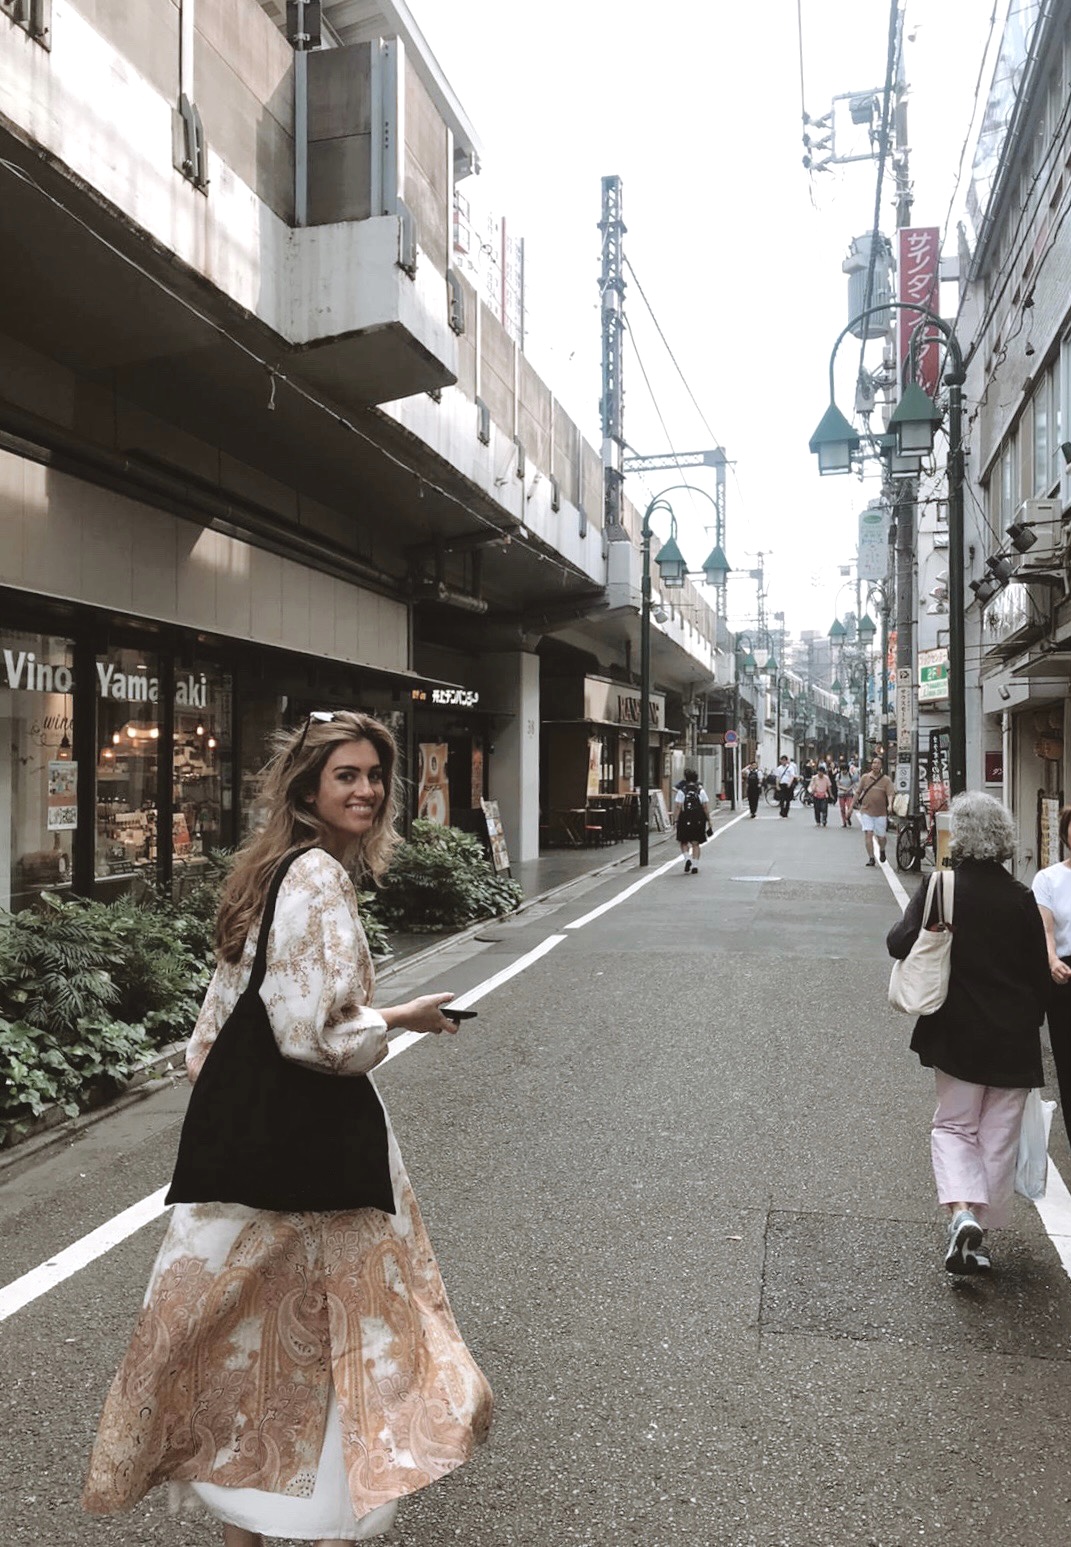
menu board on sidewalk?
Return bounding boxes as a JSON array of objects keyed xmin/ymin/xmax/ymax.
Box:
[
  {"xmin": 480, "ymin": 799, "xmax": 511, "ymax": 874},
  {"xmin": 1038, "ymin": 792, "xmax": 1063, "ymax": 867}
]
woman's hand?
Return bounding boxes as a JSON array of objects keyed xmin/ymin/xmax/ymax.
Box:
[
  {"xmin": 1050, "ymin": 957, "xmax": 1071, "ymax": 985},
  {"xmin": 381, "ymin": 993, "xmax": 462, "ymax": 1035}
]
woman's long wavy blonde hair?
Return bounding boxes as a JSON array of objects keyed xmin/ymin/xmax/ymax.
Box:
[{"xmin": 214, "ymin": 711, "xmax": 402, "ymax": 963}]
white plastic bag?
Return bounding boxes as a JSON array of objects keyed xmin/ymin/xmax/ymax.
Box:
[{"xmin": 1015, "ymin": 1089, "xmax": 1056, "ymax": 1200}]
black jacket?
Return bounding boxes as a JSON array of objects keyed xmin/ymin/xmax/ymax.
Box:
[{"xmin": 886, "ymin": 859, "xmax": 1048, "ymax": 1087}]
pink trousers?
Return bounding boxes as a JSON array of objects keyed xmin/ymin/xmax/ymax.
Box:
[{"xmin": 930, "ymin": 1070, "xmax": 1027, "ymax": 1229}]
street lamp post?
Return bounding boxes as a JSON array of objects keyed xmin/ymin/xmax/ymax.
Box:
[
  {"xmin": 808, "ymin": 301, "xmax": 966, "ymax": 796},
  {"xmin": 639, "ymin": 486, "xmax": 727, "ymax": 868}
]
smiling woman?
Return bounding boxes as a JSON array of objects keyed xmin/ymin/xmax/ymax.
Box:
[{"xmin": 83, "ymin": 708, "xmax": 493, "ymax": 1547}]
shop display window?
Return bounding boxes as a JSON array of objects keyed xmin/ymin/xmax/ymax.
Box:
[
  {"xmin": 95, "ymin": 649, "xmax": 161, "ymax": 899},
  {"xmin": 172, "ymin": 663, "xmax": 232, "ymax": 900},
  {"xmin": 0, "ymin": 629, "xmax": 76, "ymax": 912},
  {"xmin": 239, "ymin": 697, "xmax": 287, "ymax": 839}
]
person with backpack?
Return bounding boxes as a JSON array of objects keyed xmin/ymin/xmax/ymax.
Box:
[{"xmin": 674, "ymin": 769, "xmax": 710, "ymax": 873}]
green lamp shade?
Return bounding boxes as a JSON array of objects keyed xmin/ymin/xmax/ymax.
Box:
[
  {"xmin": 889, "ymin": 381, "xmax": 942, "ymax": 456},
  {"xmin": 808, "ymin": 402, "xmax": 860, "ymax": 475},
  {"xmin": 831, "ymin": 678, "xmax": 843, "ymax": 695},
  {"xmin": 857, "ymin": 614, "xmax": 877, "ymax": 641},
  {"xmin": 828, "ymin": 617, "xmax": 848, "ymax": 642},
  {"xmin": 654, "ymin": 533, "xmax": 687, "ymax": 588},
  {"xmin": 764, "ymin": 656, "xmax": 778, "ymax": 678},
  {"xmin": 701, "ymin": 543, "xmax": 731, "ymax": 584},
  {"xmin": 740, "ymin": 651, "xmax": 758, "ymax": 673}
]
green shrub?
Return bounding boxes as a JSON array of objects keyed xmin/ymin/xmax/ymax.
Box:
[
  {"xmin": 368, "ymin": 820, "xmax": 522, "ymax": 931},
  {"xmin": 0, "ymin": 1013, "xmax": 157, "ymax": 1144}
]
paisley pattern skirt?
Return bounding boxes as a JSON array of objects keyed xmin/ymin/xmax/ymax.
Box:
[{"xmin": 83, "ymin": 1127, "xmax": 492, "ymax": 1527}]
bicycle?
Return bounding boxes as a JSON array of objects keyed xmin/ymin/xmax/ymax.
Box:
[{"xmin": 895, "ymin": 811, "xmax": 935, "ymax": 872}]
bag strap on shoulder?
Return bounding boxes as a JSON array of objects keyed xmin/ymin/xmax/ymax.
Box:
[{"xmin": 249, "ymin": 846, "xmax": 319, "ymax": 992}]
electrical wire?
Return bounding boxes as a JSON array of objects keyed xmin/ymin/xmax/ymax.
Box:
[
  {"xmin": 0, "ymin": 155, "xmax": 592, "ymax": 589},
  {"xmin": 854, "ymin": 0, "xmax": 901, "ymax": 392},
  {"xmin": 623, "ymin": 255, "xmax": 724, "ymax": 453},
  {"xmin": 938, "ymin": 0, "xmax": 1003, "ymax": 253}
]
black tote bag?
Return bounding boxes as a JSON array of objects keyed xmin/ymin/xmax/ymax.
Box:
[{"xmin": 166, "ymin": 847, "xmax": 395, "ymax": 1213}]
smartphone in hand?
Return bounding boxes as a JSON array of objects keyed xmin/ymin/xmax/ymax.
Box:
[{"xmin": 442, "ymin": 1008, "xmax": 478, "ymax": 1021}]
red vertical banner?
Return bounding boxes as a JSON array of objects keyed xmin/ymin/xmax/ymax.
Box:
[{"xmin": 898, "ymin": 227, "xmax": 941, "ymax": 395}]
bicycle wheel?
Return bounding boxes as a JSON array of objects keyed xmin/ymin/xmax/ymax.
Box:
[
  {"xmin": 765, "ymin": 785, "xmax": 779, "ymax": 807},
  {"xmin": 896, "ymin": 820, "xmax": 922, "ymax": 873}
]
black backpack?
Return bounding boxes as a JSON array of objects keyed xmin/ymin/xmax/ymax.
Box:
[{"xmin": 681, "ymin": 785, "xmax": 703, "ymax": 820}]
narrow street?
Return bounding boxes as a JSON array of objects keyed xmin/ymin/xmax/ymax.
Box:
[{"xmin": 3, "ymin": 807, "xmax": 1071, "ymax": 1546}]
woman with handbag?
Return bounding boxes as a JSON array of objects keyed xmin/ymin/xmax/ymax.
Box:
[
  {"xmin": 84, "ymin": 710, "xmax": 493, "ymax": 1544},
  {"xmin": 886, "ymin": 792, "xmax": 1048, "ymax": 1275}
]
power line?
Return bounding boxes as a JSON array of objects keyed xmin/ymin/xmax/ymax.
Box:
[{"xmin": 623, "ymin": 255, "xmax": 724, "ymax": 451}]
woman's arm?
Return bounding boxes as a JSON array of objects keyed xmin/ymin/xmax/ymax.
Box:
[
  {"xmin": 1037, "ymin": 903, "xmax": 1071, "ymax": 984},
  {"xmin": 886, "ymin": 880, "xmax": 927, "ymax": 959},
  {"xmin": 263, "ymin": 855, "xmax": 461, "ymax": 1073}
]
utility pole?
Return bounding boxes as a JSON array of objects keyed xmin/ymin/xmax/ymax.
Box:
[
  {"xmin": 598, "ymin": 176, "xmax": 627, "ymax": 539},
  {"xmin": 890, "ymin": 18, "xmax": 918, "ymax": 800}
]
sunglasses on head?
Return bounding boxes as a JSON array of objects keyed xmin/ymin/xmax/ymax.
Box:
[{"xmin": 289, "ymin": 710, "xmax": 345, "ymax": 763}]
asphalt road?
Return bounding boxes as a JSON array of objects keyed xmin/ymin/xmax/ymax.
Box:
[{"xmin": 3, "ymin": 806, "xmax": 1071, "ymax": 1546}]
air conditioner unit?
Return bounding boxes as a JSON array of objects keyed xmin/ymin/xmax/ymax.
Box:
[{"xmin": 1010, "ymin": 498, "xmax": 1062, "ymax": 559}]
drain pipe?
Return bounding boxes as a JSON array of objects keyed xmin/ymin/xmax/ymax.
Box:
[{"xmin": 288, "ymin": 1, "xmax": 318, "ymax": 226}]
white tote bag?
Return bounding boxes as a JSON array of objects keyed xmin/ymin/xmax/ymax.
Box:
[
  {"xmin": 1015, "ymin": 1089, "xmax": 1056, "ymax": 1199},
  {"xmin": 888, "ymin": 870, "xmax": 954, "ymax": 1016}
]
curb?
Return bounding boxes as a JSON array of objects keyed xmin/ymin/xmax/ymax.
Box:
[{"xmin": 0, "ymin": 826, "xmax": 689, "ymax": 1174}]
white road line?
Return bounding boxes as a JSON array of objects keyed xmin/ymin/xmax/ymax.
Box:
[
  {"xmin": 0, "ymin": 1186, "xmax": 170, "ymax": 1324},
  {"xmin": 565, "ymin": 810, "xmax": 750, "ymax": 930},
  {"xmin": 0, "ymin": 934, "xmax": 570, "ymax": 1322},
  {"xmin": 378, "ymin": 933, "xmax": 568, "ymax": 1064},
  {"xmin": 879, "ymin": 857, "xmax": 911, "ymax": 908},
  {"xmin": 1033, "ymin": 1159, "xmax": 1071, "ymax": 1280}
]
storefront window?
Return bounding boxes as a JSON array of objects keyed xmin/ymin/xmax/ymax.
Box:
[
  {"xmin": 173, "ymin": 664, "xmax": 232, "ymax": 899},
  {"xmin": 95, "ymin": 649, "xmax": 160, "ymax": 900},
  {"xmin": 239, "ymin": 696, "xmax": 287, "ymax": 839},
  {"xmin": 0, "ymin": 630, "xmax": 76, "ymax": 912}
]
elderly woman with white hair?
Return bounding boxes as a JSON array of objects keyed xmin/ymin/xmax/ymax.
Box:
[{"xmin": 887, "ymin": 791, "xmax": 1049, "ymax": 1275}]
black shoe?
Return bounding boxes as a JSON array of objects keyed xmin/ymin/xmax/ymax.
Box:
[
  {"xmin": 866, "ymin": 858, "xmax": 876, "ymax": 867},
  {"xmin": 684, "ymin": 858, "xmax": 692, "ymax": 873},
  {"xmin": 879, "ymin": 850, "xmax": 886, "ymax": 863}
]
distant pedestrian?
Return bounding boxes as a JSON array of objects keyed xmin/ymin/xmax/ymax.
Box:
[
  {"xmin": 810, "ymin": 762, "xmax": 833, "ymax": 826},
  {"xmin": 776, "ymin": 754, "xmax": 798, "ymax": 818},
  {"xmin": 855, "ymin": 755, "xmax": 895, "ymax": 865},
  {"xmin": 887, "ymin": 792, "xmax": 1048, "ymax": 1274},
  {"xmin": 838, "ymin": 760, "xmax": 858, "ymax": 827},
  {"xmin": 745, "ymin": 763, "xmax": 762, "ymax": 818},
  {"xmin": 1030, "ymin": 804, "xmax": 1071, "ymax": 1151},
  {"xmin": 675, "ymin": 768, "xmax": 710, "ymax": 873}
]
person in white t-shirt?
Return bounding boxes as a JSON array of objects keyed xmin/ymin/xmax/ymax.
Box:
[
  {"xmin": 674, "ymin": 770, "xmax": 710, "ymax": 874},
  {"xmin": 1031, "ymin": 807, "xmax": 1071, "ymax": 1147},
  {"xmin": 776, "ymin": 755, "xmax": 798, "ymax": 818}
]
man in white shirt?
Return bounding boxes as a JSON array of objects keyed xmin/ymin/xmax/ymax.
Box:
[{"xmin": 776, "ymin": 754, "xmax": 798, "ymax": 818}]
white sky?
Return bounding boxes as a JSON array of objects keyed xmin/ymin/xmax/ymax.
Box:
[{"xmin": 411, "ymin": 0, "xmax": 1004, "ymax": 640}]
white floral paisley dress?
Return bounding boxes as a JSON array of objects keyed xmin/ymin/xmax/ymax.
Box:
[{"xmin": 83, "ymin": 848, "xmax": 493, "ymax": 1539}]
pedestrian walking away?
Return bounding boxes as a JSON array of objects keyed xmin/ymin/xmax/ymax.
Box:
[
  {"xmin": 776, "ymin": 754, "xmax": 798, "ymax": 818},
  {"xmin": 674, "ymin": 768, "xmax": 711, "ymax": 872},
  {"xmin": 839, "ymin": 760, "xmax": 859, "ymax": 827},
  {"xmin": 855, "ymin": 755, "xmax": 895, "ymax": 864},
  {"xmin": 886, "ymin": 792, "xmax": 1048, "ymax": 1275},
  {"xmin": 810, "ymin": 762, "xmax": 834, "ymax": 827},
  {"xmin": 1031, "ymin": 802, "xmax": 1071, "ymax": 1150},
  {"xmin": 745, "ymin": 762, "xmax": 762, "ymax": 818},
  {"xmin": 83, "ymin": 709, "xmax": 493, "ymax": 1544}
]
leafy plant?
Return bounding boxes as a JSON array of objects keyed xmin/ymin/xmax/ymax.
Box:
[
  {"xmin": 0, "ymin": 897, "xmax": 119, "ymax": 1038},
  {"xmin": 369, "ymin": 820, "xmax": 522, "ymax": 931}
]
